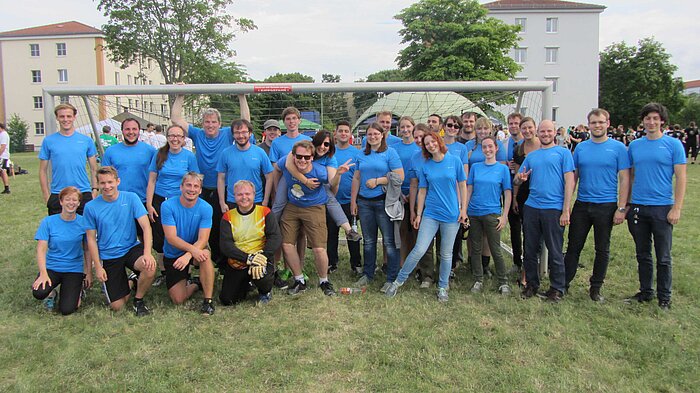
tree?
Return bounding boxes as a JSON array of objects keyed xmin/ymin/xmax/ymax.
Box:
[
  {"xmin": 97, "ymin": 0, "xmax": 256, "ymax": 106},
  {"xmin": 353, "ymin": 69, "xmax": 409, "ymax": 120},
  {"xmin": 395, "ymin": 0, "xmax": 520, "ymax": 98},
  {"xmin": 6, "ymin": 114, "xmax": 28, "ymax": 153},
  {"xmin": 246, "ymin": 73, "xmax": 318, "ymax": 130},
  {"xmin": 599, "ymin": 38, "xmax": 685, "ymax": 128},
  {"xmin": 674, "ymin": 93, "xmax": 700, "ymax": 126},
  {"xmin": 320, "ymin": 74, "xmax": 349, "ymax": 129}
]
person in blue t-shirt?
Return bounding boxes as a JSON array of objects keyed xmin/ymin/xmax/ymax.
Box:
[
  {"xmin": 85, "ymin": 166, "xmax": 157, "ymax": 316},
  {"xmin": 351, "ymin": 122, "xmax": 404, "ymax": 291},
  {"xmin": 514, "ymin": 119, "xmax": 575, "ymax": 302},
  {"xmin": 279, "ymin": 140, "xmax": 336, "ymax": 297},
  {"xmin": 625, "ymin": 103, "xmax": 686, "ymax": 310},
  {"xmin": 360, "ymin": 111, "xmax": 402, "ymax": 148},
  {"xmin": 385, "ymin": 131, "xmax": 467, "ymax": 302},
  {"xmin": 216, "ymin": 119, "xmax": 273, "ymax": 210},
  {"xmin": 39, "ymin": 103, "xmax": 99, "ymax": 215},
  {"xmin": 171, "ymin": 92, "xmax": 254, "ymax": 273},
  {"xmin": 161, "ymin": 172, "xmax": 216, "ymax": 315},
  {"xmin": 327, "ymin": 121, "xmax": 363, "ymax": 274},
  {"xmin": 146, "ymin": 125, "xmax": 199, "ymax": 281},
  {"xmin": 466, "ymin": 136, "xmax": 513, "ymax": 294},
  {"xmin": 564, "ymin": 109, "xmax": 631, "ymax": 302},
  {"xmin": 504, "ymin": 113, "xmax": 525, "ymax": 273},
  {"xmin": 32, "ymin": 186, "xmax": 91, "ymax": 315},
  {"xmin": 392, "ymin": 116, "xmax": 422, "ymax": 266}
]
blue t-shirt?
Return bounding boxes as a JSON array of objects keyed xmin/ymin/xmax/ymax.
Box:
[
  {"xmin": 188, "ymin": 126, "xmax": 255, "ymax": 189},
  {"xmin": 160, "ymin": 197, "xmax": 213, "ymax": 258},
  {"xmin": 83, "ymin": 191, "xmax": 147, "ymax": 260},
  {"xmin": 446, "ymin": 141, "xmax": 469, "ymax": 167},
  {"xmin": 216, "ymin": 145, "xmax": 273, "ymax": 203},
  {"xmin": 467, "ymin": 162, "xmax": 512, "ymax": 216},
  {"xmin": 418, "ymin": 153, "xmax": 467, "ymax": 222},
  {"xmin": 392, "ymin": 141, "xmax": 422, "ymax": 194},
  {"xmin": 102, "ymin": 142, "xmax": 156, "ymax": 203},
  {"xmin": 149, "ymin": 149, "xmax": 199, "ymax": 198},
  {"xmin": 505, "ymin": 137, "xmax": 521, "ymax": 162},
  {"xmin": 574, "ymin": 138, "xmax": 631, "ymax": 203},
  {"xmin": 334, "ymin": 145, "xmax": 361, "ymax": 204},
  {"xmin": 356, "ymin": 148, "xmax": 403, "ymax": 199},
  {"xmin": 407, "ymin": 150, "xmax": 428, "ymax": 180},
  {"xmin": 38, "ymin": 132, "xmax": 97, "ymax": 193},
  {"xmin": 520, "ymin": 146, "xmax": 575, "ymax": 210},
  {"xmin": 628, "ymin": 135, "xmax": 686, "ymax": 206},
  {"xmin": 35, "ymin": 214, "xmax": 86, "ymax": 273},
  {"xmin": 361, "ymin": 133, "xmax": 402, "ymax": 149},
  {"xmin": 279, "ymin": 155, "xmax": 329, "ymax": 207},
  {"xmin": 464, "ymin": 139, "xmax": 507, "ymax": 165},
  {"xmin": 315, "ymin": 155, "xmax": 338, "ymax": 168},
  {"xmin": 269, "ymin": 133, "xmax": 312, "ymax": 163}
]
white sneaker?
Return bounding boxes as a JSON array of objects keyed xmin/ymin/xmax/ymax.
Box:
[
  {"xmin": 354, "ymin": 275, "xmax": 371, "ymax": 287},
  {"xmin": 498, "ymin": 284, "xmax": 512, "ymax": 295},
  {"xmin": 437, "ymin": 287, "xmax": 449, "ymax": 302},
  {"xmin": 420, "ymin": 277, "xmax": 433, "ymax": 289},
  {"xmin": 380, "ymin": 282, "xmax": 392, "ymax": 293},
  {"xmin": 470, "ymin": 281, "xmax": 483, "ymax": 293}
]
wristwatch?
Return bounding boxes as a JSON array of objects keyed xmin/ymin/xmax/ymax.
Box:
[{"xmin": 617, "ymin": 207, "xmax": 626, "ymax": 213}]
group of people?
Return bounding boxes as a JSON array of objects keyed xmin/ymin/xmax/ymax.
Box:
[{"xmin": 31, "ymin": 98, "xmax": 687, "ymax": 316}]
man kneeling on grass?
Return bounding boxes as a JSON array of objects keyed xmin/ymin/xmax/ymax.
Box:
[
  {"xmin": 161, "ymin": 172, "xmax": 216, "ymax": 315},
  {"xmin": 220, "ymin": 180, "xmax": 281, "ymax": 305},
  {"xmin": 86, "ymin": 166, "xmax": 156, "ymax": 316}
]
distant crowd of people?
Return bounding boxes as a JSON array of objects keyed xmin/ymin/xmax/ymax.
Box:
[{"xmin": 29, "ymin": 97, "xmax": 687, "ymax": 316}]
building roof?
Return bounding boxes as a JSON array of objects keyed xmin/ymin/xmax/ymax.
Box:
[
  {"xmin": 0, "ymin": 21, "xmax": 103, "ymax": 38},
  {"xmin": 684, "ymin": 80, "xmax": 700, "ymax": 89},
  {"xmin": 483, "ymin": 0, "xmax": 606, "ymax": 11}
]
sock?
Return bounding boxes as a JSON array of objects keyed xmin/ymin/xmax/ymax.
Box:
[
  {"xmin": 319, "ymin": 277, "xmax": 328, "ymax": 284},
  {"xmin": 294, "ymin": 274, "xmax": 305, "ymax": 284},
  {"xmin": 134, "ymin": 297, "xmax": 143, "ymax": 303}
]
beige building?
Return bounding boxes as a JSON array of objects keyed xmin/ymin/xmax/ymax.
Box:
[{"xmin": 0, "ymin": 21, "xmax": 169, "ymax": 149}]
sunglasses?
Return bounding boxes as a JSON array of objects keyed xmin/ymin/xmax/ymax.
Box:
[
  {"xmin": 295, "ymin": 154, "xmax": 313, "ymax": 161},
  {"xmin": 321, "ymin": 142, "xmax": 331, "ymax": 147},
  {"xmin": 445, "ymin": 123, "xmax": 460, "ymax": 128},
  {"xmin": 168, "ymin": 134, "xmax": 184, "ymax": 139}
]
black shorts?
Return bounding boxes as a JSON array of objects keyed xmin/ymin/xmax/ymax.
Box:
[
  {"xmin": 151, "ymin": 194, "xmax": 166, "ymax": 253},
  {"xmin": 101, "ymin": 243, "xmax": 144, "ymax": 303},
  {"xmin": 47, "ymin": 191, "xmax": 93, "ymax": 216},
  {"xmin": 32, "ymin": 269, "xmax": 85, "ymax": 315},
  {"xmin": 0, "ymin": 158, "xmax": 9, "ymax": 171},
  {"xmin": 163, "ymin": 255, "xmax": 193, "ymax": 289}
]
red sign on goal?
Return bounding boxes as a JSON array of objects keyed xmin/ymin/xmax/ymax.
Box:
[{"xmin": 253, "ymin": 85, "xmax": 293, "ymax": 93}]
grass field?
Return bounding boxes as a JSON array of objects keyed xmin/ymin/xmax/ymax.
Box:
[{"xmin": 1, "ymin": 152, "xmax": 698, "ymax": 392}]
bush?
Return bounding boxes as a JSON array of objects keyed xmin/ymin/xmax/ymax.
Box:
[{"xmin": 7, "ymin": 113, "xmax": 28, "ymax": 153}]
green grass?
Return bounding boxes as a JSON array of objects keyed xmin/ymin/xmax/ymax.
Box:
[{"xmin": 1, "ymin": 152, "xmax": 699, "ymax": 392}]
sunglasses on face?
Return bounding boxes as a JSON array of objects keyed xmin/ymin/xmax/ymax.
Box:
[
  {"xmin": 295, "ymin": 154, "xmax": 313, "ymax": 161},
  {"xmin": 319, "ymin": 141, "xmax": 331, "ymax": 147},
  {"xmin": 445, "ymin": 123, "xmax": 459, "ymax": 128}
]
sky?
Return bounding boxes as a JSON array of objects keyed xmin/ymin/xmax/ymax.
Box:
[{"xmin": 0, "ymin": 0, "xmax": 697, "ymax": 83}]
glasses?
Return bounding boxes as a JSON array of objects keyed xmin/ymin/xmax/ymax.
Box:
[
  {"xmin": 295, "ymin": 154, "xmax": 313, "ymax": 161},
  {"xmin": 233, "ymin": 131, "xmax": 249, "ymax": 136},
  {"xmin": 168, "ymin": 134, "xmax": 184, "ymax": 139},
  {"xmin": 321, "ymin": 142, "xmax": 331, "ymax": 147},
  {"xmin": 445, "ymin": 123, "xmax": 460, "ymax": 129}
]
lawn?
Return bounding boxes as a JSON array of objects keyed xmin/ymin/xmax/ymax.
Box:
[{"xmin": 1, "ymin": 152, "xmax": 698, "ymax": 392}]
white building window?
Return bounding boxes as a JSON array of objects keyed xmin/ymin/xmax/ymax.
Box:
[
  {"xmin": 552, "ymin": 107, "xmax": 559, "ymax": 122},
  {"xmin": 546, "ymin": 18, "xmax": 559, "ymax": 33},
  {"xmin": 127, "ymin": 75, "xmax": 133, "ymax": 85},
  {"xmin": 35, "ymin": 122, "xmax": 45, "ymax": 135},
  {"xmin": 60, "ymin": 96, "xmax": 69, "ymax": 104},
  {"xmin": 514, "ymin": 48, "xmax": 527, "ymax": 64},
  {"xmin": 115, "ymin": 72, "xmax": 120, "ymax": 85},
  {"xmin": 148, "ymin": 58, "xmax": 152, "ymax": 69},
  {"xmin": 161, "ymin": 104, "xmax": 168, "ymax": 116},
  {"xmin": 515, "ymin": 18, "xmax": 527, "ymax": 33},
  {"xmin": 33, "ymin": 96, "xmax": 43, "ymax": 109},
  {"xmin": 58, "ymin": 69, "xmax": 69, "ymax": 83},
  {"xmin": 149, "ymin": 102, "xmax": 154, "ymax": 112},
  {"xmin": 56, "ymin": 43, "xmax": 67, "ymax": 56},
  {"xmin": 520, "ymin": 107, "xmax": 528, "ymax": 116},
  {"xmin": 116, "ymin": 97, "xmax": 121, "ymax": 109},
  {"xmin": 31, "ymin": 70, "xmax": 42, "ymax": 83},
  {"xmin": 546, "ymin": 47, "xmax": 559, "ymax": 64},
  {"xmin": 30, "ymin": 44, "xmax": 40, "ymax": 57},
  {"xmin": 128, "ymin": 98, "xmax": 133, "ymax": 108},
  {"xmin": 545, "ymin": 77, "xmax": 559, "ymax": 93}
]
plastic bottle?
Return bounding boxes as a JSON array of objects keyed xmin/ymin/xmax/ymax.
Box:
[
  {"xmin": 351, "ymin": 216, "xmax": 358, "ymax": 232},
  {"xmin": 339, "ymin": 287, "xmax": 366, "ymax": 295}
]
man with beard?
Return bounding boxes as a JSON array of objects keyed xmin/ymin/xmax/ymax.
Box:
[
  {"xmin": 515, "ymin": 119, "xmax": 574, "ymax": 303},
  {"xmin": 564, "ymin": 109, "xmax": 630, "ymax": 302},
  {"xmin": 504, "ymin": 113, "xmax": 524, "ymax": 271},
  {"xmin": 216, "ymin": 119, "xmax": 273, "ymax": 212},
  {"xmin": 459, "ymin": 111, "xmax": 478, "ymax": 144}
]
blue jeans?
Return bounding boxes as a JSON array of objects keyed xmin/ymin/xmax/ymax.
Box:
[
  {"xmin": 522, "ymin": 205, "xmax": 565, "ymax": 292},
  {"xmin": 357, "ymin": 198, "xmax": 400, "ymax": 282},
  {"xmin": 396, "ymin": 217, "xmax": 460, "ymax": 289},
  {"xmin": 627, "ymin": 204, "xmax": 673, "ymax": 302}
]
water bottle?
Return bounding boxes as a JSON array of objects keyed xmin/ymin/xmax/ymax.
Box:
[
  {"xmin": 339, "ymin": 287, "xmax": 366, "ymax": 295},
  {"xmin": 351, "ymin": 216, "xmax": 358, "ymax": 232}
]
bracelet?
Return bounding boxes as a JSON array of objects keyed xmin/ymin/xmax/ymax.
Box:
[{"xmin": 91, "ymin": 187, "xmax": 99, "ymax": 191}]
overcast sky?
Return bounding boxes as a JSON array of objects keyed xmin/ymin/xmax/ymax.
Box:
[{"xmin": 1, "ymin": 0, "xmax": 697, "ymax": 83}]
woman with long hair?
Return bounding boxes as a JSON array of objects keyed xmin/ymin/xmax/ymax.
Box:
[
  {"xmin": 351, "ymin": 122, "xmax": 404, "ymax": 291},
  {"xmin": 385, "ymin": 131, "xmax": 467, "ymax": 302},
  {"xmin": 146, "ymin": 125, "xmax": 199, "ymax": 279},
  {"xmin": 466, "ymin": 136, "xmax": 512, "ymax": 294},
  {"xmin": 32, "ymin": 186, "xmax": 92, "ymax": 315},
  {"xmin": 391, "ymin": 116, "xmax": 421, "ymax": 264}
]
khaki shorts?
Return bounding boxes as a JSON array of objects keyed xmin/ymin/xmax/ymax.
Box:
[{"xmin": 280, "ymin": 204, "xmax": 327, "ymax": 249}]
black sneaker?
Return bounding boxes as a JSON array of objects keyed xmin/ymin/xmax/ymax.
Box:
[
  {"xmin": 133, "ymin": 300, "xmax": 150, "ymax": 317},
  {"xmin": 287, "ymin": 280, "xmax": 307, "ymax": 295},
  {"xmin": 274, "ymin": 271, "xmax": 290, "ymax": 290},
  {"xmin": 187, "ymin": 276, "xmax": 203, "ymax": 291},
  {"xmin": 128, "ymin": 272, "xmax": 139, "ymax": 293},
  {"xmin": 320, "ymin": 281, "xmax": 336, "ymax": 296},
  {"xmin": 200, "ymin": 300, "xmax": 215, "ymax": 315},
  {"xmin": 624, "ymin": 292, "xmax": 655, "ymax": 304},
  {"xmin": 589, "ymin": 287, "xmax": 604, "ymax": 303},
  {"xmin": 521, "ymin": 285, "xmax": 539, "ymax": 299},
  {"xmin": 658, "ymin": 299, "xmax": 671, "ymax": 311},
  {"xmin": 545, "ymin": 288, "xmax": 563, "ymax": 303},
  {"xmin": 152, "ymin": 274, "xmax": 166, "ymax": 287},
  {"xmin": 1, "ymin": 189, "xmax": 9, "ymax": 194},
  {"xmin": 328, "ymin": 264, "xmax": 338, "ymax": 274}
]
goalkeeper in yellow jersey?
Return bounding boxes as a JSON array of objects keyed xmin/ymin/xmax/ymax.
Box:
[{"xmin": 219, "ymin": 180, "xmax": 281, "ymax": 305}]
